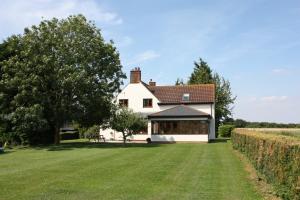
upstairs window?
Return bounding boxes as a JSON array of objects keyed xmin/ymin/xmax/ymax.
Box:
[
  {"xmin": 182, "ymin": 93, "xmax": 190, "ymax": 101},
  {"xmin": 119, "ymin": 99, "xmax": 128, "ymax": 107},
  {"xmin": 143, "ymin": 98, "xmax": 153, "ymax": 108}
]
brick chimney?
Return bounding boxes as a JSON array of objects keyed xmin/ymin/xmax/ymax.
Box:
[
  {"xmin": 149, "ymin": 79, "xmax": 156, "ymax": 86},
  {"xmin": 130, "ymin": 67, "xmax": 141, "ymax": 83}
]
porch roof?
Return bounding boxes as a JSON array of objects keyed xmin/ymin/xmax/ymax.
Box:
[{"xmin": 148, "ymin": 105, "xmax": 211, "ymax": 119}]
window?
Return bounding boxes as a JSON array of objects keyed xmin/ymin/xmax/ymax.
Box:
[
  {"xmin": 143, "ymin": 98, "xmax": 153, "ymax": 108},
  {"xmin": 151, "ymin": 120, "xmax": 208, "ymax": 135},
  {"xmin": 119, "ymin": 99, "xmax": 128, "ymax": 107},
  {"xmin": 182, "ymin": 93, "xmax": 190, "ymax": 101}
]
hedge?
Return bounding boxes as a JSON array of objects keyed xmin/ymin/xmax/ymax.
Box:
[
  {"xmin": 232, "ymin": 129, "xmax": 300, "ymax": 200},
  {"xmin": 218, "ymin": 125, "xmax": 235, "ymax": 137}
]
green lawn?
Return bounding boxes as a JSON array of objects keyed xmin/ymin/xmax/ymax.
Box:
[{"xmin": 0, "ymin": 140, "xmax": 262, "ymax": 200}]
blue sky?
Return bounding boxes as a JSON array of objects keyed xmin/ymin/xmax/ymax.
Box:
[{"xmin": 1, "ymin": 0, "xmax": 299, "ymax": 123}]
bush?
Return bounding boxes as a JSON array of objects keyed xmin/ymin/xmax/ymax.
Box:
[
  {"xmin": 232, "ymin": 129, "xmax": 300, "ymax": 200},
  {"xmin": 84, "ymin": 125, "xmax": 100, "ymax": 139},
  {"xmin": 0, "ymin": 131, "xmax": 22, "ymax": 145},
  {"xmin": 218, "ymin": 125, "xmax": 235, "ymax": 137},
  {"xmin": 71, "ymin": 122, "xmax": 88, "ymax": 139},
  {"xmin": 146, "ymin": 138, "xmax": 152, "ymax": 144},
  {"xmin": 60, "ymin": 131, "xmax": 79, "ymax": 140}
]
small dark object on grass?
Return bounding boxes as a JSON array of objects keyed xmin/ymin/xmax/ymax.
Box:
[
  {"xmin": 0, "ymin": 142, "xmax": 7, "ymax": 153},
  {"xmin": 146, "ymin": 138, "xmax": 152, "ymax": 144}
]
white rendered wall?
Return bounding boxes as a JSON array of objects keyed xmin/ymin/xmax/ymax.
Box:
[
  {"xmin": 116, "ymin": 83, "xmax": 160, "ymax": 114},
  {"xmin": 151, "ymin": 135, "xmax": 208, "ymax": 142},
  {"xmin": 100, "ymin": 82, "xmax": 215, "ymax": 141}
]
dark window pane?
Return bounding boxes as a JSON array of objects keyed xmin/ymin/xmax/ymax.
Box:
[
  {"xmin": 151, "ymin": 120, "xmax": 208, "ymax": 135},
  {"xmin": 143, "ymin": 98, "xmax": 153, "ymax": 108},
  {"xmin": 119, "ymin": 99, "xmax": 128, "ymax": 107}
]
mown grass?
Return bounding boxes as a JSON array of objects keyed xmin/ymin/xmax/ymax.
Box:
[{"xmin": 0, "ymin": 140, "xmax": 262, "ymax": 200}]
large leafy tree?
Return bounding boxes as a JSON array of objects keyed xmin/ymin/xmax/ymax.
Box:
[
  {"xmin": 188, "ymin": 58, "xmax": 236, "ymax": 136},
  {"xmin": 0, "ymin": 15, "xmax": 125, "ymax": 144},
  {"xmin": 110, "ymin": 108, "xmax": 147, "ymax": 145}
]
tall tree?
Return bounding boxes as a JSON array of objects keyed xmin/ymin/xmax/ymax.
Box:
[
  {"xmin": 188, "ymin": 58, "xmax": 236, "ymax": 136},
  {"xmin": 0, "ymin": 15, "xmax": 125, "ymax": 144},
  {"xmin": 188, "ymin": 58, "xmax": 213, "ymax": 84}
]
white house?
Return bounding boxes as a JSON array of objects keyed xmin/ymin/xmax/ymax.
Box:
[{"xmin": 101, "ymin": 67, "xmax": 215, "ymax": 142}]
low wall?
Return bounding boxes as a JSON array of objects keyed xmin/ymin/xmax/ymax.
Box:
[{"xmin": 151, "ymin": 134, "xmax": 208, "ymax": 142}]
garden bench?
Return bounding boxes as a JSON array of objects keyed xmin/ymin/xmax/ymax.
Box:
[
  {"xmin": 87, "ymin": 133, "xmax": 106, "ymax": 143},
  {"xmin": 99, "ymin": 135, "xmax": 105, "ymax": 142}
]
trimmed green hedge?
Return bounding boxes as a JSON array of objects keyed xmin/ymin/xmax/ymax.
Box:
[
  {"xmin": 218, "ymin": 125, "xmax": 235, "ymax": 137},
  {"xmin": 232, "ymin": 129, "xmax": 300, "ymax": 200}
]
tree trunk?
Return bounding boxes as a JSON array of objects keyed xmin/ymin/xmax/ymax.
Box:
[
  {"xmin": 54, "ymin": 124, "xmax": 60, "ymax": 144},
  {"xmin": 122, "ymin": 132, "xmax": 126, "ymax": 146}
]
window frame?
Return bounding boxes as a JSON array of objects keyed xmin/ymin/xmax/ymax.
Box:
[
  {"xmin": 143, "ymin": 98, "xmax": 153, "ymax": 108},
  {"xmin": 119, "ymin": 99, "xmax": 128, "ymax": 107},
  {"xmin": 182, "ymin": 93, "xmax": 190, "ymax": 101},
  {"xmin": 151, "ymin": 120, "xmax": 209, "ymax": 135}
]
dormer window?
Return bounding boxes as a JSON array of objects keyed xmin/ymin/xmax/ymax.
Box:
[{"xmin": 182, "ymin": 93, "xmax": 190, "ymax": 101}]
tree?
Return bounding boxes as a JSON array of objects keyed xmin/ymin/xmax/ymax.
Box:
[
  {"xmin": 187, "ymin": 58, "xmax": 236, "ymax": 137},
  {"xmin": 188, "ymin": 58, "xmax": 213, "ymax": 84},
  {"xmin": 175, "ymin": 78, "xmax": 184, "ymax": 85},
  {"xmin": 110, "ymin": 108, "xmax": 147, "ymax": 145},
  {"xmin": 234, "ymin": 119, "xmax": 248, "ymax": 128},
  {"xmin": 0, "ymin": 15, "xmax": 125, "ymax": 144}
]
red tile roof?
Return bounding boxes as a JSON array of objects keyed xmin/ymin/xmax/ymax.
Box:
[{"xmin": 145, "ymin": 83, "xmax": 215, "ymax": 104}]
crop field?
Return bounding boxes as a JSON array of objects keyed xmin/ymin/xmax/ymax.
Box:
[{"xmin": 241, "ymin": 128, "xmax": 300, "ymax": 138}]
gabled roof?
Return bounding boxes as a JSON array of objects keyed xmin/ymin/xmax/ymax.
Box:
[
  {"xmin": 148, "ymin": 105, "xmax": 211, "ymax": 118},
  {"xmin": 144, "ymin": 84, "xmax": 215, "ymax": 105}
]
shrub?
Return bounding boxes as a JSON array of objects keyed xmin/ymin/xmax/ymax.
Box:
[
  {"xmin": 84, "ymin": 125, "xmax": 100, "ymax": 140},
  {"xmin": 232, "ymin": 129, "xmax": 300, "ymax": 200},
  {"xmin": 146, "ymin": 138, "xmax": 152, "ymax": 144},
  {"xmin": 71, "ymin": 122, "xmax": 89, "ymax": 139},
  {"xmin": 218, "ymin": 125, "xmax": 235, "ymax": 137},
  {"xmin": 0, "ymin": 131, "xmax": 22, "ymax": 145},
  {"xmin": 60, "ymin": 131, "xmax": 79, "ymax": 140}
]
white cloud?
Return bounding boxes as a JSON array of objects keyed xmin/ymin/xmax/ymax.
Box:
[
  {"xmin": 260, "ymin": 96, "xmax": 288, "ymax": 102},
  {"xmin": 249, "ymin": 97, "xmax": 257, "ymax": 102},
  {"xmin": 0, "ymin": 0, "xmax": 122, "ymax": 39},
  {"xmin": 246, "ymin": 96, "xmax": 288, "ymax": 103},
  {"xmin": 117, "ymin": 36, "xmax": 133, "ymax": 47},
  {"xmin": 127, "ymin": 50, "xmax": 160, "ymax": 66},
  {"xmin": 272, "ymin": 68, "xmax": 289, "ymax": 74}
]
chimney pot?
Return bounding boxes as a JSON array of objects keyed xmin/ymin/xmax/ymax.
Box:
[
  {"xmin": 149, "ymin": 79, "xmax": 156, "ymax": 86},
  {"xmin": 130, "ymin": 67, "xmax": 141, "ymax": 83}
]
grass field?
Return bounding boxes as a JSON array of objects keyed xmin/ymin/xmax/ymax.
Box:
[{"xmin": 0, "ymin": 140, "xmax": 262, "ymax": 200}]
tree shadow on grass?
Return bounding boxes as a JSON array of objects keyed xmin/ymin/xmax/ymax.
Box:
[
  {"xmin": 32, "ymin": 141, "xmax": 163, "ymax": 151},
  {"xmin": 0, "ymin": 150, "xmax": 14, "ymax": 155},
  {"xmin": 209, "ymin": 138, "xmax": 230, "ymax": 144}
]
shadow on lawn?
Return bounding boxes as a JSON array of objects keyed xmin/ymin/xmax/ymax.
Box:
[
  {"xmin": 209, "ymin": 138, "xmax": 230, "ymax": 144},
  {"xmin": 0, "ymin": 150, "xmax": 15, "ymax": 155},
  {"xmin": 33, "ymin": 142, "xmax": 163, "ymax": 151}
]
